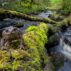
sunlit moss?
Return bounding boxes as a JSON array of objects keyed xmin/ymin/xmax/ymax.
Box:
[
  {"xmin": 23, "ymin": 23, "xmax": 49, "ymax": 68},
  {"xmin": 23, "ymin": 62, "xmax": 42, "ymax": 71},
  {"xmin": 10, "ymin": 49, "xmax": 30, "ymax": 59},
  {"xmin": 12, "ymin": 60, "xmax": 23, "ymax": 71},
  {"xmin": 0, "ymin": 50, "xmax": 10, "ymax": 69},
  {"xmin": 26, "ymin": 26, "xmax": 37, "ymax": 32}
]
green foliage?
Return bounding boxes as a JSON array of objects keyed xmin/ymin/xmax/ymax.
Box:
[
  {"xmin": 62, "ymin": 0, "xmax": 71, "ymax": 14},
  {"xmin": 48, "ymin": 0, "xmax": 63, "ymax": 10},
  {"xmin": 0, "ymin": 0, "xmax": 71, "ymax": 14},
  {"xmin": 0, "ymin": 0, "xmax": 49, "ymax": 14},
  {"xmin": 48, "ymin": 0, "xmax": 71, "ymax": 14}
]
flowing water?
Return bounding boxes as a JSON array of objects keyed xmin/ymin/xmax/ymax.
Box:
[
  {"xmin": 57, "ymin": 27, "xmax": 71, "ymax": 71},
  {"xmin": 49, "ymin": 27, "xmax": 71, "ymax": 71}
]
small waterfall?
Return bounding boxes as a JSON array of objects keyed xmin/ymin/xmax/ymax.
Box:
[
  {"xmin": 56, "ymin": 27, "xmax": 71, "ymax": 71},
  {"xmin": 57, "ymin": 27, "xmax": 71, "ymax": 60},
  {"xmin": 48, "ymin": 27, "xmax": 71, "ymax": 71},
  {"xmin": 59, "ymin": 38, "xmax": 71, "ymax": 60}
]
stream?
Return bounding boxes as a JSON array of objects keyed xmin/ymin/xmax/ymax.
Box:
[
  {"xmin": 45, "ymin": 26, "xmax": 71, "ymax": 71},
  {"xmin": 56, "ymin": 27, "xmax": 71, "ymax": 71},
  {"xmin": 0, "ymin": 10, "xmax": 71, "ymax": 71}
]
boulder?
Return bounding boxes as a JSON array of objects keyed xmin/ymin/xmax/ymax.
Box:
[{"xmin": 1, "ymin": 26, "xmax": 22, "ymax": 48}]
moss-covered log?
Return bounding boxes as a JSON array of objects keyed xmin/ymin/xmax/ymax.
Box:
[
  {"xmin": 0, "ymin": 9, "xmax": 56, "ymax": 24},
  {"xmin": 0, "ymin": 9, "xmax": 70, "ymax": 26}
]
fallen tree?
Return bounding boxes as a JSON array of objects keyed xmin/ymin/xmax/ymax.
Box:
[
  {"xmin": 0, "ymin": 8, "xmax": 70, "ymax": 28},
  {"xmin": 0, "ymin": 9, "xmax": 57, "ymax": 24}
]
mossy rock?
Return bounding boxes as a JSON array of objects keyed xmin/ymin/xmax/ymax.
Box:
[
  {"xmin": 0, "ymin": 23, "xmax": 53, "ymax": 71},
  {"xmin": 23, "ymin": 22, "xmax": 49, "ymax": 66}
]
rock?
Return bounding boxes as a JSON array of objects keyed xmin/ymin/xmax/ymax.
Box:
[
  {"xmin": 2, "ymin": 26, "xmax": 21, "ymax": 40},
  {"xmin": 49, "ymin": 49, "xmax": 64, "ymax": 71},
  {"xmin": 1, "ymin": 26, "xmax": 22, "ymax": 48},
  {"xmin": 44, "ymin": 60, "xmax": 54, "ymax": 71},
  {"xmin": 63, "ymin": 27, "xmax": 71, "ymax": 46},
  {"xmin": 45, "ymin": 33, "xmax": 60, "ymax": 49},
  {"xmin": 63, "ymin": 36, "xmax": 71, "ymax": 46}
]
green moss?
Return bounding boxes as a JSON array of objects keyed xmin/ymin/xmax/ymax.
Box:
[
  {"xmin": 62, "ymin": 0, "xmax": 71, "ymax": 14},
  {"xmin": 10, "ymin": 49, "xmax": 30, "ymax": 59},
  {"xmin": 0, "ymin": 50, "xmax": 10, "ymax": 69},
  {"xmin": 12, "ymin": 60, "xmax": 23, "ymax": 71},
  {"xmin": 26, "ymin": 26, "xmax": 37, "ymax": 32},
  {"xmin": 23, "ymin": 23, "xmax": 49, "ymax": 67}
]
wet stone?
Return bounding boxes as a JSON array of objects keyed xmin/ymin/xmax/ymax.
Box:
[{"xmin": 0, "ymin": 26, "xmax": 22, "ymax": 49}]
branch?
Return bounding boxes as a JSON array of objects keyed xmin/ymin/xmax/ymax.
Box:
[{"xmin": 0, "ymin": 9, "xmax": 56, "ymax": 24}]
